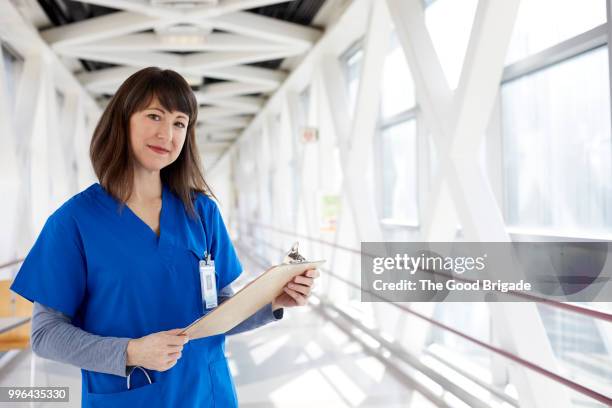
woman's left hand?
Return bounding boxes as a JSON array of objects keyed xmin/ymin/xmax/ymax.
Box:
[{"xmin": 272, "ymin": 268, "xmax": 320, "ymax": 310}]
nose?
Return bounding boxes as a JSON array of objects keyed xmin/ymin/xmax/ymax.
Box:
[{"xmin": 156, "ymin": 119, "xmax": 173, "ymax": 142}]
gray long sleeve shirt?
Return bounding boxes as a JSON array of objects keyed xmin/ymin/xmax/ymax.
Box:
[{"xmin": 30, "ymin": 290, "xmax": 283, "ymax": 377}]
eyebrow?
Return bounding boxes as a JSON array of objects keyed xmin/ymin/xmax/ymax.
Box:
[{"xmin": 148, "ymin": 107, "xmax": 188, "ymax": 121}]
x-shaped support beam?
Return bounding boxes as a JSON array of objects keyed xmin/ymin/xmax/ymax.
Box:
[
  {"xmin": 386, "ymin": 1, "xmax": 574, "ymax": 406},
  {"xmin": 387, "ymin": 0, "xmax": 514, "ymax": 243}
]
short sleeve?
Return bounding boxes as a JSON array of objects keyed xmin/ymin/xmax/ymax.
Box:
[
  {"xmin": 10, "ymin": 210, "xmax": 86, "ymax": 319},
  {"xmin": 205, "ymin": 199, "xmax": 243, "ymax": 290}
]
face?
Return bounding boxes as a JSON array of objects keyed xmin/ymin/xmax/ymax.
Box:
[{"xmin": 129, "ymin": 97, "xmax": 190, "ymax": 172}]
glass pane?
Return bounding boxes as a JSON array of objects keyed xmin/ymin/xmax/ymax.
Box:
[
  {"xmin": 1, "ymin": 44, "xmax": 21, "ymax": 118},
  {"xmin": 381, "ymin": 31, "xmax": 416, "ymax": 119},
  {"xmin": 430, "ymin": 302, "xmax": 491, "ymax": 370},
  {"xmin": 538, "ymin": 305, "xmax": 612, "ymax": 403},
  {"xmin": 506, "ymin": 0, "xmax": 606, "ymax": 65},
  {"xmin": 299, "ymin": 86, "xmax": 310, "ymax": 127},
  {"xmin": 290, "ymin": 86, "xmax": 311, "ymax": 223},
  {"xmin": 342, "ymin": 45, "xmax": 364, "ymax": 118},
  {"xmin": 381, "ymin": 120, "xmax": 419, "ymax": 224},
  {"xmin": 425, "ymin": 0, "xmax": 478, "ymax": 90},
  {"xmin": 502, "ymin": 46, "xmax": 612, "ymax": 234}
]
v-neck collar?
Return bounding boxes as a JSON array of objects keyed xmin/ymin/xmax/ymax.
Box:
[
  {"xmin": 124, "ymin": 186, "xmax": 166, "ymax": 242},
  {"xmin": 92, "ymin": 182, "xmax": 170, "ymax": 247}
]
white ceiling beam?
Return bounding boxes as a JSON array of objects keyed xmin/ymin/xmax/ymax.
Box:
[
  {"xmin": 86, "ymin": 83, "xmax": 125, "ymax": 95},
  {"xmin": 77, "ymin": 65, "xmax": 200, "ymax": 94},
  {"xmin": 64, "ymin": 52, "xmax": 286, "ymax": 89},
  {"xmin": 48, "ymin": 0, "xmax": 301, "ymax": 49},
  {"xmin": 201, "ymin": 123, "xmax": 246, "ymax": 132},
  {"xmin": 42, "ymin": 2, "xmax": 311, "ymax": 50},
  {"xmin": 201, "ymin": 130, "xmax": 241, "ymax": 140},
  {"xmin": 198, "ymin": 141, "xmax": 233, "ymax": 149},
  {"xmin": 56, "ymin": 48, "xmax": 183, "ymax": 70},
  {"xmin": 77, "ymin": 66, "xmax": 140, "ymax": 90},
  {"xmin": 74, "ymin": 33, "xmax": 293, "ymax": 52},
  {"xmin": 205, "ymin": 65, "xmax": 287, "ymax": 87},
  {"xmin": 211, "ymin": 11, "xmax": 321, "ymax": 48},
  {"xmin": 78, "ymin": 0, "xmax": 294, "ymax": 21},
  {"xmin": 198, "ymin": 81, "xmax": 276, "ymax": 98},
  {"xmin": 200, "ymin": 116, "xmax": 251, "ymax": 126},
  {"xmin": 203, "ymin": 96, "xmax": 265, "ymax": 111},
  {"xmin": 183, "ymin": 49, "xmax": 303, "ymax": 72},
  {"xmin": 42, "ymin": 11, "xmax": 162, "ymax": 49},
  {"xmin": 198, "ymin": 106, "xmax": 256, "ymax": 118}
]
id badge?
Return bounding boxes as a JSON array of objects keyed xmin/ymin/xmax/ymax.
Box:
[{"xmin": 199, "ymin": 259, "xmax": 218, "ymax": 309}]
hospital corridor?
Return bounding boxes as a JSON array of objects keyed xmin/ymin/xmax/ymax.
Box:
[{"xmin": 1, "ymin": 0, "xmax": 612, "ymax": 407}]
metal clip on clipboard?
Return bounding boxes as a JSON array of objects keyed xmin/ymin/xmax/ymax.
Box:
[{"xmin": 282, "ymin": 241, "xmax": 307, "ymax": 264}]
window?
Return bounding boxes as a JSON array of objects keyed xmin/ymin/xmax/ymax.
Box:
[
  {"xmin": 340, "ymin": 42, "xmax": 364, "ymax": 118},
  {"xmin": 288, "ymin": 86, "xmax": 311, "ymax": 225},
  {"xmin": 505, "ymin": 0, "xmax": 606, "ymax": 65},
  {"xmin": 1, "ymin": 42, "xmax": 23, "ymax": 119},
  {"xmin": 381, "ymin": 32, "xmax": 415, "ymax": 119},
  {"xmin": 499, "ymin": 3, "xmax": 612, "ymax": 396},
  {"xmin": 378, "ymin": 31, "xmax": 419, "ymax": 226},
  {"xmin": 502, "ymin": 46, "xmax": 612, "ymax": 234},
  {"xmin": 430, "ymin": 302, "xmax": 491, "ymax": 370},
  {"xmin": 298, "ymin": 86, "xmax": 311, "ymax": 126},
  {"xmin": 380, "ymin": 120, "xmax": 419, "ymax": 225},
  {"xmin": 538, "ymin": 304, "xmax": 612, "ymax": 398}
]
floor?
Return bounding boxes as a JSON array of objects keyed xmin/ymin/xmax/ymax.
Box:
[{"xmin": 0, "ymin": 252, "xmax": 419, "ymax": 407}]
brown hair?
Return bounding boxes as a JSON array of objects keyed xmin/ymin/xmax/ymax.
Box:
[{"xmin": 90, "ymin": 67, "xmax": 214, "ymax": 218}]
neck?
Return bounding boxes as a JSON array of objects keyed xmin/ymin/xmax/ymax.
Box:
[{"xmin": 130, "ymin": 165, "xmax": 162, "ymax": 203}]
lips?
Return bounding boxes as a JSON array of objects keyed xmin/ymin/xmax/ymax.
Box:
[{"xmin": 148, "ymin": 145, "xmax": 170, "ymax": 154}]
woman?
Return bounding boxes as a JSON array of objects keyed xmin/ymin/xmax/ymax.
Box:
[{"xmin": 10, "ymin": 67, "xmax": 319, "ymax": 407}]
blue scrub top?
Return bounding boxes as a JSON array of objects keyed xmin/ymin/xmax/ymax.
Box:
[{"xmin": 11, "ymin": 183, "xmax": 243, "ymax": 407}]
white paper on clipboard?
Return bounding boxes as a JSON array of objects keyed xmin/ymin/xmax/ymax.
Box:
[{"xmin": 181, "ymin": 260, "xmax": 325, "ymax": 340}]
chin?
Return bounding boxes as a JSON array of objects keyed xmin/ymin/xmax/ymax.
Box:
[{"xmin": 139, "ymin": 158, "xmax": 171, "ymax": 172}]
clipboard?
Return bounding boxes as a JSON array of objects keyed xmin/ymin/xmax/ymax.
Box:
[{"xmin": 181, "ymin": 260, "xmax": 326, "ymax": 340}]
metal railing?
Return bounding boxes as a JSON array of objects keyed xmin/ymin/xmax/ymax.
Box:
[
  {"xmin": 240, "ymin": 219, "xmax": 612, "ymax": 323},
  {"xmin": 0, "ymin": 259, "xmax": 23, "ymax": 271},
  {"xmin": 237, "ymin": 221, "xmax": 612, "ymax": 406}
]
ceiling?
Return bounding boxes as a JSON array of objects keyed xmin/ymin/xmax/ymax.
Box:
[{"xmin": 31, "ymin": 0, "xmax": 328, "ymax": 160}]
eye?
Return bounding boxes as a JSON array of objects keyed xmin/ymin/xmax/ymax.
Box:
[
  {"xmin": 174, "ymin": 122, "xmax": 187, "ymax": 129},
  {"xmin": 147, "ymin": 114, "xmax": 161, "ymax": 121}
]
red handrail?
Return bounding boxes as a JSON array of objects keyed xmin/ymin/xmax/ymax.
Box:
[
  {"xmin": 238, "ymin": 238, "xmax": 612, "ymax": 406},
  {"xmin": 0, "ymin": 258, "xmax": 23, "ymax": 271},
  {"xmin": 240, "ymin": 219, "xmax": 612, "ymax": 323}
]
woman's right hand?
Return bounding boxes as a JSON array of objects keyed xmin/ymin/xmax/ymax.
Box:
[{"xmin": 126, "ymin": 328, "xmax": 189, "ymax": 372}]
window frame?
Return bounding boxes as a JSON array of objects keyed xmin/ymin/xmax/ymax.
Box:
[{"xmin": 498, "ymin": 9, "xmax": 612, "ymax": 241}]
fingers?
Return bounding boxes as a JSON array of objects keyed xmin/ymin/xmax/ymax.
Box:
[
  {"xmin": 303, "ymin": 268, "xmax": 320, "ymax": 278},
  {"xmin": 285, "ymin": 268, "xmax": 320, "ymax": 299},
  {"xmin": 293, "ymin": 275, "xmax": 313, "ymax": 286},
  {"xmin": 287, "ymin": 282, "xmax": 311, "ymax": 296},
  {"xmin": 162, "ymin": 359, "xmax": 178, "ymax": 371},
  {"xmin": 158, "ymin": 346, "xmax": 183, "ymax": 371},
  {"xmin": 283, "ymin": 287, "xmax": 308, "ymax": 306}
]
